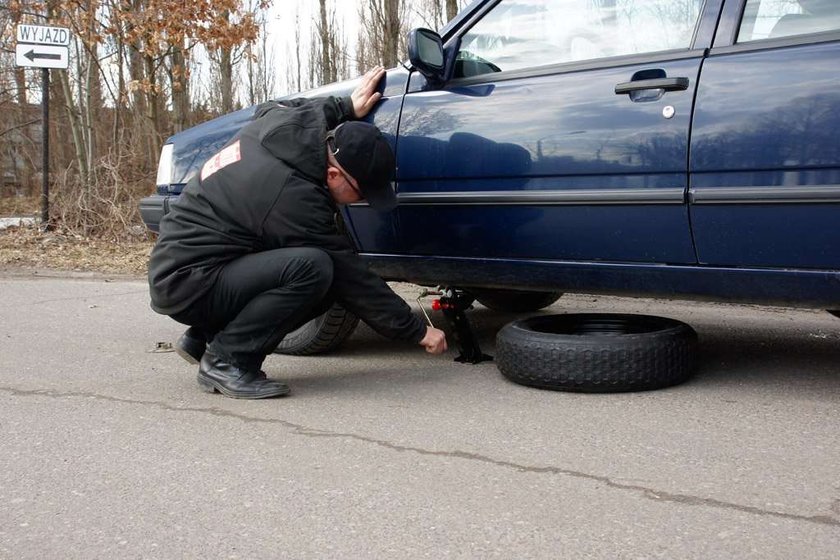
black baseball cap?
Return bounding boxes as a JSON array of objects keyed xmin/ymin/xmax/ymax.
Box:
[{"xmin": 329, "ymin": 122, "xmax": 397, "ymax": 211}]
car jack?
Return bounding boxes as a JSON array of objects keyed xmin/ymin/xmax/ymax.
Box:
[{"xmin": 417, "ymin": 288, "xmax": 493, "ymax": 364}]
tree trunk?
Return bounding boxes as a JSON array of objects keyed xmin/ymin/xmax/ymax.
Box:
[
  {"xmin": 82, "ymin": 0, "xmax": 101, "ymax": 182},
  {"xmin": 127, "ymin": 0, "xmax": 147, "ymax": 118},
  {"xmin": 57, "ymin": 69, "xmax": 89, "ymax": 188},
  {"xmin": 295, "ymin": 10, "xmax": 302, "ymax": 91},
  {"xmin": 84, "ymin": 48, "xmax": 97, "ymax": 182},
  {"xmin": 8, "ymin": 3, "xmax": 28, "ymax": 105},
  {"xmin": 361, "ymin": 0, "xmax": 404, "ymax": 69},
  {"xmin": 330, "ymin": 26, "xmax": 348, "ymax": 81},
  {"xmin": 113, "ymin": 2, "xmax": 126, "ymax": 146},
  {"xmin": 419, "ymin": 0, "xmax": 443, "ymax": 30},
  {"xmin": 384, "ymin": 0, "xmax": 400, "ymax": 68},
  {"xmin": 219, "ymin": 46, "xmax": 235, "ymax": 113},
  {"xmin": 13, "ymin": 69, "xmax": 27, "ymax": 106},
  {"xmin": 170, "ymin": 43, "xmax": 190, "ymax": 133},
  {"xmin": 49, "ymin": 73, "xmax": 69, "ymax": 174},
  {"xmin": 247, "ymin": 42, "xmax": 256, "ymax": 106},
  {"xmin": 446, "ymin": 0, "xmax": 458, "ymax": 22},
  {"xmin": 318, "ymin": 0, "xmax": 333, "ymax": 84},
  {"xmin": 8, "ymin": 4, "xmax": 33, "ymax": 193},
  {"xmin": 253, "ymin": 15, "xmax": 274, "ymax": 103},
  {"xmin": 143, "ymin": 53, "xmax": 162, "ymax": 159}
]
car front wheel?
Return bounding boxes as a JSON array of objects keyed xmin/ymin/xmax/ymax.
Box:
[{"xmin": 273, "ymin": 304, "xmax": 359, "ymax": 356}]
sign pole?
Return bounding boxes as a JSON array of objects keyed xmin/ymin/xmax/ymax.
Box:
[
  {"xmin": 14, "ymin": 24, "xmax": 71, "ymax": 232},
  {"xmin": 41, "ymin": 67, "xmax": 50, "ymax": 231}
]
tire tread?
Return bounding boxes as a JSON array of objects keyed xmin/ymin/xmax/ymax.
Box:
[
  {"xmin": 496, "ymin": 314, "xmax": 697, "ymax": 392},
  {"xmin": 274, "ymin": 305, "xmax": 359, "ymax": 356}
]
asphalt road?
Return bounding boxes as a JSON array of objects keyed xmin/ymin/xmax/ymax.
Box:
[{"xmin": 1, "ymin": 273, "xmax": 838, "ymax": 559}]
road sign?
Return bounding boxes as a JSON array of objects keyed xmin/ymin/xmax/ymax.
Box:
[
  {"xmin": 16, "ymin": 24, "xmax": 71, "ymax": 46},
  {"xmin": 15, "ymin": 44, "xmax": 69, "ymax": 69},
  {"xmin": 15, "ymin": 24, "xmax": 71, "ymax": 70},
  {"xmin": 14, "ymin": 25, "xmax": 73, "ymax": 229}
]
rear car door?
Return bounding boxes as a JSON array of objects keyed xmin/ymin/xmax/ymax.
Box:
[
  {"xmin": 395, "ymin": 0, "xmax": 720, "ymax": 264},
  {"xmin": 689, "ymin": 0, "xmax": 840, "ymax": 268}
]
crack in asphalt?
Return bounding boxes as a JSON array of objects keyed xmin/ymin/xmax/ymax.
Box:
[
  {"xmin": 2, "ymin": 385, "xmax": 839, "ymax": 529},
  {"xmin": 10, "ymin": 290, "xmax": 149, "ymax": 307}
]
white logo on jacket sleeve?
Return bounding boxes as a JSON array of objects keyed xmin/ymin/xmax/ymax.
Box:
[{"xmin": 200, "ymin": 140, "xmax": 241, "ymax": 181}]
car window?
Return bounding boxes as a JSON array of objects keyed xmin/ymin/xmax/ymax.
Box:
[
  {"xmin": 454, "ymin": 0, "xmax": 705, "ymax": 79},
  {"xmin": 738, "ymin": 0, "xmax": 840, "ymax": 42}
]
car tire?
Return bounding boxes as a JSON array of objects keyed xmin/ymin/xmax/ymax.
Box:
[
  {"xmin": 472, "ymin": 288, "xmax": 562, "ymax": 312},
  {"xmin": 273, "ymin": 304, "xmax": 360, "ymax": 356},
  {"xmin": 828, "ymin": 310, "xmax": 840, "ymax": 319},
  {"xmin": 496, "ymin": 314, "xmax": 697, "ymax": 392}
]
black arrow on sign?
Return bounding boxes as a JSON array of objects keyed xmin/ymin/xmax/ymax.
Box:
[{"xmin": 24, "ymin": 49, "xmax": 61, "ymax": 61}]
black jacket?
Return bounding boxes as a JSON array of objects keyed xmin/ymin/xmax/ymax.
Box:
[{"xmin": 148, "ymin": 96, "xmax": 426, "ymax": 344}]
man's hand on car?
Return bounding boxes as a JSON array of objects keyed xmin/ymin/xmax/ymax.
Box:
[
  {"xmin": 419, "ymin": 326, "xmax": 448, "ymax": 354},
  {"xmin": 351, "ymin": 66, "xmax": 386, "ymax": 118}
]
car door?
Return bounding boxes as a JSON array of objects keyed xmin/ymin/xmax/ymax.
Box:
[
  {"xmin": 689, "ymin": 0, "xmax": 840, "ymax": 269},
  {"xmin": 394, "ymin": 0, "xmax": 720, "ymax": 264}
]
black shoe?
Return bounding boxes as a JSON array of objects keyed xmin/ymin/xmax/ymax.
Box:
[
  {"xmin": 197, "ymin": 351, "xmax": 290, "ymax": 399},
  {"xmin": 175, "ymin": 327, "xmax": 206, "ymax": 365}
]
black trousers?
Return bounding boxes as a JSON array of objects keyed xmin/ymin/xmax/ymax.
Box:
[{"xmin": 171, "ymin": 247, "xmax": 334, "ymax": 370}]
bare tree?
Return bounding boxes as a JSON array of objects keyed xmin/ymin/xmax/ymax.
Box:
[
  {"xmin": 53, "ymin": 0, "xmax": 102, "ymax": 188},
  {"xmin": 246, "ymin": 6, "xmax": 275, "ymax": 105},
  {"xmin": 1, "ymin": 0, "xmax": 36, "ymax": 194},
  {"xmin": 168, "ymin": 38, "xmax": 190, "ymax": 133},
  {"xmin": 318, "ymin": 0, "xmax": 334, "ymax": 83},
  {"xmin": 215, "ymin": 43, "xmax": 237, "ymax": 113},
  {"xmin": 0, "ymin": 0, "xmax": 267, "ymax": 236},
  {"xmin": 282, "ymin": 7, "xmax": 305, "ymax": 95},
  {"xmin": 413, "ymin": 0, "xmax": 467, "ymax": 31},
  {"xmin": 418, "ymin": 0, "xmax": 445, "ymax": 30},
  {"xmin": 309, "ymin": 0, "xmax": 349, "ymax": 87},
  {"xmin": 294, "ymin": 9, "xmax": 304, "ymax": 91},
  {"xmin": 357, "ymin": 0, "xmax": 410, "ymax": 72}
]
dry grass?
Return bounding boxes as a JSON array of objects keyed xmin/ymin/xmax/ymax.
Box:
[
  {"xmin": 0, "ymin": 195, "xmax": 39, "ymax": 217},
  {"xmin": 0, "ymin": 152, "xmax": 155, "ymax": 276},
  {"xmin": 0, "ymin": 224, "xmax": 153, "ymax": 276}
]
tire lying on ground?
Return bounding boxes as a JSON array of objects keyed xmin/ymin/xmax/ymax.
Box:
[
  {"xmin": 496, "ymin": 314, "xmax": 698, "ymax": 392},
  {"xmin": 274, "ymin": 304, "xmax": 359, "ymax": 356}
]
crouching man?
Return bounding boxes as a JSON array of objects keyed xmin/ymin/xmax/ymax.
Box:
[{"xmin": 148, "ymin": 67, "xmax": 447, "ymax": 399}]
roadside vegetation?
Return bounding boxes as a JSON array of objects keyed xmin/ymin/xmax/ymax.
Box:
[{"xmin": 0, "ymin": 226, "xmax": 150, "ymax": 275}]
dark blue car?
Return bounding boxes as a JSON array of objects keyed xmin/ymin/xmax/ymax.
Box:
[{"xmin": 141, "ymin": 0, "xmax": 840, "ymax": 356}]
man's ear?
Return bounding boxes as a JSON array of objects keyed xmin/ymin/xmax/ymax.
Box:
[{"xmin": 325, "ymin": 165, "xmax": 340, "ymax": 186}]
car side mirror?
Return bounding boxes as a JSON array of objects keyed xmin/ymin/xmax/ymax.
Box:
[{"xmin": 408, "ymin": 28, "xmax": 445, "ymax": 84}]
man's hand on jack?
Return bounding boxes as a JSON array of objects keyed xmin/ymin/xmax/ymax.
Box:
[
  {"xmin": 419, "ymin": 326, "xmax": 448, "ymax": 354},
  {"xmin": 351, "ymin": 66, "xmax": 386, "ymax": 118}
]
